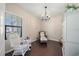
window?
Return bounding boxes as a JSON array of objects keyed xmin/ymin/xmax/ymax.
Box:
[{"xmin": 5, "ymin": 12, "xmax": 22, "ymax": 40}]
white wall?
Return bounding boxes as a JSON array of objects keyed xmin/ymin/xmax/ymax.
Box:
[
  {"xmin": 0, "ymin": 3, "xmax": 5, "ymax": 56},
  {"xmin": 41, "ymin": 15, "xmax": 63, "ymax": 41},
  {"xmin": 5, "ymin": 3, "xmax": 41, "ymax": 53}
]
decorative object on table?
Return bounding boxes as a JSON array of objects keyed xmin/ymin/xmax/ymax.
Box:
[
  {"xmin": 39, "ymin": 31, "xmax": 48, "ymax": 43},
  {"xmin": 27, "ymin": 36, "xmax": 30, "ymax": 39}
]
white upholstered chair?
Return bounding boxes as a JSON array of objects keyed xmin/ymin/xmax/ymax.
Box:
[
  {"xmin": 39, "ymin": 31, "xmax": 48, "ymax": 43},
  {"xmin": 8, "ymin": 33, "xmax": 30, "ymax": 56}
]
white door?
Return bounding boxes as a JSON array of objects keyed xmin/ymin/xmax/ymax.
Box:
[
  {"xmin": 66, "ymin": 12, "xmax": 79, "ymax": 43},
  {"xmin": 63, "ymin": 10, "xmax": 79, "ymax": 56},
  {"xmin": 0, "ymin": 3, "xmax": 5, "ymax": 56}
]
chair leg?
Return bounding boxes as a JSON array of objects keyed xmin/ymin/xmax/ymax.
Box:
[
  {"xmin": 22, "ymin": 53, "xmax": 24, "ymax": 56},
  {"xmin": 28, "ymin": 48, "xmax": 31, "ymax": 51},
  {"xmin": 22, "ymin": 50, "xmax": 25, "ymax": 56},
  {"xmin": 12, "ymin": 52, "xmax": 15, "ymax": 56}
]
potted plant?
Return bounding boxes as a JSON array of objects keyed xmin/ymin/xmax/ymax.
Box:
[{"xmin": 66, "ymin": 4, "xmax": 79, "ymax": 11}]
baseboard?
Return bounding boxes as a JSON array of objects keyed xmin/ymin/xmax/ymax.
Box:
[
  {"xmin": 48, "ymin": 38, "xmax": 59, "ymax": 42},
  {"xmin": 5, "ymin": 48, "xmax": 14, "ymax": 54},
  {"xmin": 31, "ymin": 39, "xmax": 37, "ymax": 43}
]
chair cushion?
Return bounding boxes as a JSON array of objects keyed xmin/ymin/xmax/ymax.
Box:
[{"xmin": 40, "ymin": 37, "xmax": 47, "ymax": 41}]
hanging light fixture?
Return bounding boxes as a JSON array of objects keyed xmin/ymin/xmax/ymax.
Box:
[{"xmin": 41, "ymin": 6, "xmax": 50, "ymax": 20}]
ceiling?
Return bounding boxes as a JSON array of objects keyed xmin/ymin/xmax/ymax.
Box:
[{"xmin": 17, "ymin": 3, "xmax": 67, "ymax": 19}]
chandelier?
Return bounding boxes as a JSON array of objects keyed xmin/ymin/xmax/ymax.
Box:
[{"xmin": 41, "ymin": 6, "xmax": 50, "ymax": 20}]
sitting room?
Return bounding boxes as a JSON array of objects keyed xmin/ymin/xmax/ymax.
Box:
[
  {"xmin": 1, "ymin": 3, "xmax": 79, "ymax": 56},
  {"xmin": 5, "ymin": 3, "xmax": 63, "ymax": 56}
]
